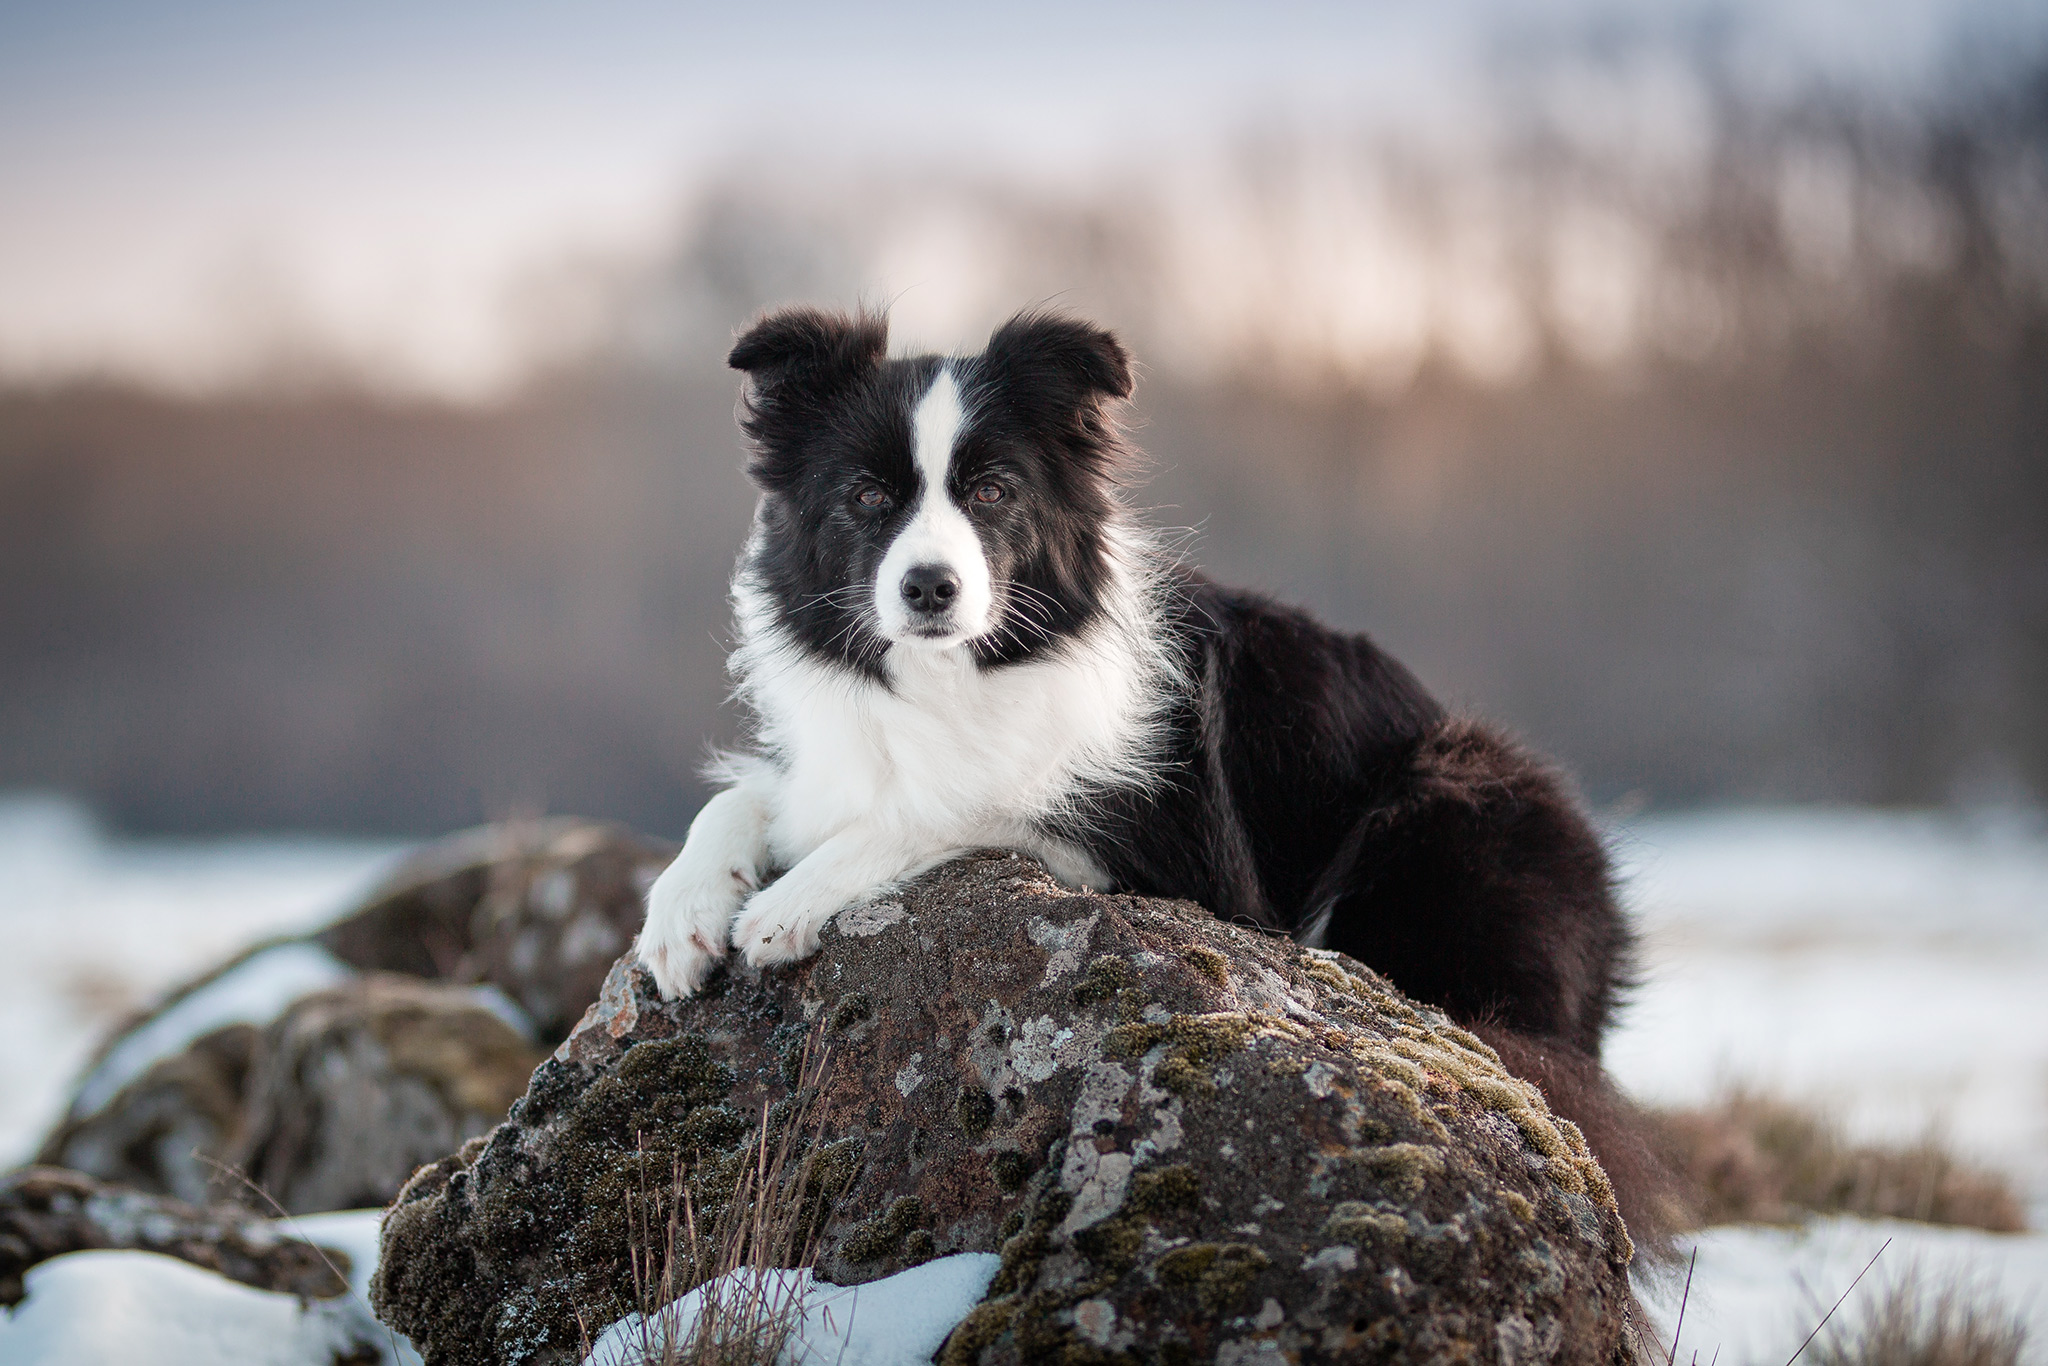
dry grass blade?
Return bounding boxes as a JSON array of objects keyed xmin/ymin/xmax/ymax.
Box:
[
  {"xmin": 1667, "ymin": 1247, "xmax": 1698, "ymax": 1366},
  {"xmin": 196, "ymin": 1153, "xmax": 402, "ymax": 1362},
  {"xmin": 586, "ymin": 1022, "xmax": 855, "ymax": 1366},
  {"xmin": 1786, "ymin": 1238, "xmax": 1891, "ymax": 1366}
]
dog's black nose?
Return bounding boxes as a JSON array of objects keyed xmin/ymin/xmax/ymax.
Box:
[{"xmin": 900, "ymin": 564, "xmax": 961, "ymax": 613}]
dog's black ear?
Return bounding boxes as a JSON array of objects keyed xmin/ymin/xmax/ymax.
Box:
[
  {"xmin": 729, "ymin": 307, "xmax": 888, "ymax": 400},
  {"xmin": 981, "ymin": 311, "xmax": 1133, "ymax": 402}
]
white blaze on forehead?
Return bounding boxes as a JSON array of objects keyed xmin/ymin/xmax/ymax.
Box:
[
  {"xmin": 912, "ymin": 365, "xmax": 966, "ymax": 491},
  {"xmin": 875, "ymin": 363, "xmax": 994, "ymax": 647}
]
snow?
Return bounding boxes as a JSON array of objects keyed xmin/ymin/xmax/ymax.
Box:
[
  {"xmin": 0, "ymin": 1209, "xmax": 421, "ymax": 1366},
  {"xmin": 1609, "ymin": 808, "xmax": 2048, "ymax": 1362},
  {"xmin": 0, "ymin": 1205, "xmax": 986, "ymax": 1366},
  {"xmin": 0, "ymin": 1246, "xmax": 390, "ymax": 1365},
  {"xmin": 463, "ymin": 983, "xmax": 542, "ymax": 1042},
  {"xmin": 1637, "ymin": 1218, "xmax": 2048, "ymax": 1365},
  {"xmin": 580, "ymin": 1253, "xmax": 1003, "ymax": 1366},
  {"xmin": 288, "ymin": 1209, "xmax": 426, "ymax": 1366},
  {"xmin": 1607, "ymin": 807, "xmax": 2048, "ymax": 1223}
]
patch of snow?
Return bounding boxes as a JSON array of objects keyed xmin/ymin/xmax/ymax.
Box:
[
  {"xmin": 581, "ymin": 1253, "xmax": 1002, "ymax": 1366},
  {"xmin": 1614, "ymin": 808, "xmax": 2048, "ymax": 942},
  {"xmin": 1636, "ymin": 1217, "xmax": 2048, "ymax": 1365},
  {"xmin": 73, "ymin": 941, "xmax": 359, "ymax": 1115},
  {"xmin": 0, "ymin": 1248, "xmax": 389, "ymax": 1365},
  {"xmin": 0, "ymin": 1208, "xmax": 421, "ymax": 1365}
]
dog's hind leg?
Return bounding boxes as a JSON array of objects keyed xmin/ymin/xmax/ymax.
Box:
[
  {"xmin": 1310, "ymin": 718, "xmax": 1678, "ymax": 1257},
  {"xmin": 1313, "ymin": 718, "xmax": 1628, "ymax": 1054}
]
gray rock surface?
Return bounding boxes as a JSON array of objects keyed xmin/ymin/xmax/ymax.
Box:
[
  {"xmin": 232, "ymin": 975, "xmax": 545, "ymax": 1214},
  {"xmin": 36, "ymin": 819, "xmax": 667, "ymax": 1212},
  {"xmin": 35, "ymin": 1022, "xmax": 260, "ymax": 1206},
  {"xmin": 373, "ymin": 851, "xmax": 1644, "ymax": 1366},
  {"xmin": 0, "ymin": 1165, "xmax": 351, "ymax": 1307},
  {"xmin": 318, "ymin": 818, "xmax": 678, "ymax": 1045}
]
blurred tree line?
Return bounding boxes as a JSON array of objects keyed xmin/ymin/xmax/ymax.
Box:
[{"xmin": 2, "ymin": 35, "xmax": 2043, "ymax": 834}]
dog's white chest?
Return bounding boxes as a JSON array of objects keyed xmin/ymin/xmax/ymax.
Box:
[{"xmin": 749, "ymin": 637, "xmax": 1146, "ymax": 862}]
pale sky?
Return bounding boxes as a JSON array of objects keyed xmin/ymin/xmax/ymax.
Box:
[{"xmin": 2, "ymin": 0, "xmax": 2039, "ymax": 398}]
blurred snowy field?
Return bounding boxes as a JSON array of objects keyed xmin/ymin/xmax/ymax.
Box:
[
  {"xmin": 0, "ymin": 795, "xmax": 406, "ymax": 1164},
  {"xmin": 1607, "ymin": 808, "xmax": 2048, "ymax": 1220},
  {"xmin": 1604, "ymin": 809, "xmax": 2048, "ymax": 1357},
  {"xmin": 1, "ymin": 795, "xmax": 2044, "ymax": 1358}
]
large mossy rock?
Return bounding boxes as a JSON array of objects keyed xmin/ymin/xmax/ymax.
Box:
[{"xmin": 373, "ymin": 852, "xmax": 1643, "ymax": 1366}]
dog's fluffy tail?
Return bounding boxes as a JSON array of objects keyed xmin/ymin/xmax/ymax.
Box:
[{"xmin": 1470, "ymin": 1022, "xmax": 1685, "ymax": 1270}]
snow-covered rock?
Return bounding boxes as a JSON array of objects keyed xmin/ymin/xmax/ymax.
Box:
[
  {"xmin": 315, "ymin": 818, "xmax": 678, "ymax": 1044},
  {"xmin": 1, "ymin": 1165, "xmax": 350, "ymax": 1306},
  {"xmin": 0, "ymin": 1248, "xmax": 382, "ymax": 1366},
  {"xmin": 0, "ymin": 1201, "xmax": 421, "ymax": 1366},
  {"xmin": 231, "ymin": 974, "xmax": 544, "ymax": 1214},
  {"xmin": 33, "ymin": 818, "xmax": 680, "ymax": 1215},
  {"xmin": 72, "ymin": 941, "xmax": 358, "ymax": 1117},
  {"xmin": 43, "ymin": 974, "xmax": 543, "ymax": 1213},
  {"xmin": 0, "ymin": 796, "xmax": 399, "ymax": 1168}
]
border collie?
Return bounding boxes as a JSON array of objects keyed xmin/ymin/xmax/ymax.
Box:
[{"xmin": 637, "ymin": 307, "xmax": 1665, "ymax": 1242}]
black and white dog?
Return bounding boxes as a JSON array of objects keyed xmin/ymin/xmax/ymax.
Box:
[{"xmin": 636, "ymin": 306, "xmax": 1659, "ymax": 1230}]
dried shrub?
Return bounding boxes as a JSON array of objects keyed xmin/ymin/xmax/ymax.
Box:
[
  {"xmin": 585, "ymin": 1028, "xmax": 853, "ymax": 1366},
  {"xmin": 1648, "ymin": 1091, "xmax": 2025, "ymax": 1233},
  {"xmin": 1808, "ymin": 1270, "xmax": 2028, "ymax": 1366}
]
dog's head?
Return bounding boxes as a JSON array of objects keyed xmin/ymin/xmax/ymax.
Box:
[{"xmin": 730, "ymin": 306, "xmax": 1134, "ymax": 674}]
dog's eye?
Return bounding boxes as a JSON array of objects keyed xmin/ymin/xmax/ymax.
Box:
[
  {"xmin": 973, "ymin": 482, "xmax": 1005, "ymax": 505},
  {"xmin": 856, "ymin": 485, "xmax": 891, "ymax": 510}
]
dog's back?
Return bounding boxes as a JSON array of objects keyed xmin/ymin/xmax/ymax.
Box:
[{"xmin": 1044, "ymin": 573, "xmax": 1675, "ymax": 1250}]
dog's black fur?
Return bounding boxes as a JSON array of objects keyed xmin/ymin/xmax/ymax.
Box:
[
  {"xmin": 1052, "ymin": 606, "xmax": 1632, "ymax": 1059},
  {"xmin": 725, "ymin": 306, "xmax": 1672, "ymax": 1249}
]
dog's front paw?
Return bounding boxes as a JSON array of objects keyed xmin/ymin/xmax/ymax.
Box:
[
  {"xmin": 636, "ymin": 922, "xmax": 726, "ymax": 1000},
  {"xmin": 730, "ymin": 880, "xmax": 832, "ymax": 969},
  {"xmin": 636, "ymin": 854, "xmax": 754, "ymax": 999}
]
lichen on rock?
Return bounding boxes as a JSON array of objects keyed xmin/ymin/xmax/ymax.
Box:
[{"xmin": 371, "ymin": 850, "xmax": 1645, "ymax": 1366}]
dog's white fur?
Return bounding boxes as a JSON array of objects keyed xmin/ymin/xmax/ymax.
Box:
[{"xmin": 636, "ymin": 365, "xmax": 1179, "ymax": 999}]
